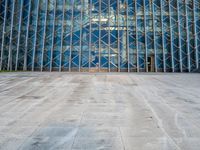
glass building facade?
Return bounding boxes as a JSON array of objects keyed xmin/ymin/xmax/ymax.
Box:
[{"xmin": 0, "ymin": 0, "xmax": 200, "ymax": 72}]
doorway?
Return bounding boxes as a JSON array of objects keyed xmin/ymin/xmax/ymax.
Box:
[{"xmin": 148, "ymin": 56, "xmax": 155, "ymax": 72}]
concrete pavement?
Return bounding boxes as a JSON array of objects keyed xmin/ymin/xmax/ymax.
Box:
[{"xmin": 0, "ymin": 72, "xmax": 200, "ymax": 150}]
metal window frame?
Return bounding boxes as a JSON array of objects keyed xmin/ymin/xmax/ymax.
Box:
[
  {"xmin": 0, "ymin": 0, "xmax": 8, "ymax": 71},
  {"xmin": 152, "ymin": 0, "xmax": 157, "ymax": 72},
  {"xmin": 126, "ymin": 0, "xmax": 130, "ymax": 72},
  {"xmin": 135, "ymin": 0, "xmax": 139, "ymax": 72},
  {"xmin": 108, "ymin": 0, "xmax": 111, "ymax": 72},
  {"xmin": 79, "ymin": 0, "xmax": 83, "ymax": 72},
  {"xmin": 89, "ymin": 0, "xmax": 92, "ymax": 71},
  {"xmin": 193, "ymin": 0, "xmax": 199, "ymax": 69},
  {"xmin": 177, "ymin": 0, "xmax": 183, "ymax": 72},
  {"xmin": 117, "ymin": 0, "xmax": 120, "ymax": 72},
  {"xmin": 15, "ymin": 0, "xmax": 24, "ymax": 71},
  {"xmin": 23, "ymin": 0, "xmax": 32, "ymax": 71},
  {"xmin": 143, "ymin": 0, "xmax": 148, "ymax": 72},
  {"xmin": 7, "ymin": 0, "xmax": 16, "ymax": 71},
  {"xmin": 168, "ymin": 0, "xmax": 175, "ymax": 72},
  {"xmin": 98, "ymin": 0, "xmax": 101, "ymax": 72},
  {"xmin": 31, "ymin": 0, "xmax": 40, "ymax": 71},
  {"xmin": 49, "ymin": 0, "xmax": 56, "ymax": 72},
  {"xmin": 69, "ymin": 0, "xmax": 74, "ymax": 72},
  {"xmin": 160, "ymin": 0, "xmax": 166, "ymax": 72},
  {"xmin": 59, "ymin": 0, "xmax": 66, "ymax": 72}
]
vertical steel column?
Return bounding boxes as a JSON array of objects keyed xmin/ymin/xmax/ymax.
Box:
[
  {"xmin": 193, "ymin": 0, "xmax": 199, "ymax": 69},
  {"xmin": 126, "ymin": 0, "xmax": 130, "ymax": 72},
  {"xmin": 7, "ymin": 0, "xmax": 15, "ymax": 71},
  {"xmin": 59, "ymin": 0, "xmax": 65, "ymax": 72},
  {"xmin": 168, "ymin": 0, "xmax": 175, "ymax": 72},
  {"xmin": 0, "ymin": 0, "xmax": 8, "ymax": 71},
  {"xmin": 41, "ymin": 0, "xmax": 48, "ymax": 71},
  {"xmin": 117, "ymin": 0, "xmax": 120, "ymax": 72},
  {"xmin": 160, "ymin": 0, "xmax": 166, "ymax": 72},
  {"xmin": 15, "ymin": 0, "xmax": 24, "ymax": 71},
  {"xmin": 0, "ymin": 1, "xmax": 3, "ymax": 48},
  {"xmin": 143, "ymin": 0, "xmax": 148, "ymax": 72},
  {"xmin": 50, "ymin": 1, "xmax": 56, "ymax": 72},
  {"xmin": 23, "ymin": 1, "xmax": 31, "ymax": 71},
  {"xmin": 185, "ymin": 0, "xmax": 191, "ymax": 72},
  {"xmin": 177, "ymin": 0, "xmax": 183, "ymax": 72},
  {"xmin": 32, "ymin": 0, "xmax": 40, "ymax": 71},
  {"xmin": 152, "ymin": 0, "xmax": 157, "ymax": 72},
  {"xmin": 89, "ymin": 0, "xmax": 92, "ymax": 71},
  {"xmin": 69, "ymin": 1, "xmax": 74, "ymax": 72},
  {"xmin": 79, "ymin": 0, "xmax": 83, "ymax": 72},
  {"xmin": 23, "ymin": 1, "xmax": 31, "ymax": 70},
  {"xmin": 98, "ymin": 0, "xmax": 101, "ymax": 72},
  {"xmin": 108, "ymin": 0, "xmax": 111, "ymax": 72},
  {"xmin": 135, "ymin": 1, "xmax": 139, "ymax": 72}
]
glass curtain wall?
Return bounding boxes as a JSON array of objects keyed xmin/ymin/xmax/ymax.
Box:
[{"xmin": 0, "ymin": 0, "xmax": 199, "ymax": 72}]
